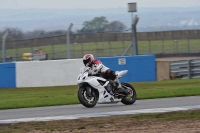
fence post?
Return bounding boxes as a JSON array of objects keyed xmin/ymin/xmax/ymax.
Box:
[
  {"xmin": 109, "ymin": 42, "xmax": 112, "ymax": 56},
  {"xmin": 174, "ymin": 40, "xmax": 178, "ymax": 53},
  {"xmin": 149, "ymin": 40, "xmax": 151, "ymax": 54},
  {"xmin": 132, "ymin": 16, "xmax": 139, "ymax": 55},
  {"xmin": 51, "ymin": 43, "xmax": 55, "ymax": 59},
  {"xmin": 199, "ymin": 30, "xmax": 200, "ymax": 51},
  {"xmin": 32, "ymin": 39, "xmax": 36, "ymax": 54},
  {"xmin": 173, "ymin": 40, "xmax": 175, "ymax": 53},
  {"xmin": 14, "ymin": 41, "xmax": 18, "ymax": 61},
  {"xmin": 81, "ymin": 43, "xmax": 83, "ymax": 57},
  {"xmin": 187, "ymin": 31, "xmax": 190, "ymax": 53},
  {"xmin": 187, "ymin": 39, "xmax": 190, "ymax": 53},
  {"xmin": 122, "ymin": 41, "xmax": 125, "ymax": 50},
  {"xmin": 101, "ymin": 35, "xmax": 105, "ymax": 56},
  {"xmin": 2, "ymin": 30, "xmax": 9, "ymax": 62},
  {"xmin": 123, "ymin": 15, "xmax": 139, "ymax": 56},
  {"xmin": 95, "ymin": 42, "xmax": 98, "ymax": 57},
  {"xmin": 66, "ymin": 23, "xmax": 73, "ymax": 59},
  {"xmin": 122, "ymin": 33, "xmax": 125, "ymax": 50},
  {"xmin": 177, "ymin": 40, "xmax": 179, "ymax": 53},
  {"xmin": 162, "ymin": 40, "xmax": 165, "ymax": 53}
]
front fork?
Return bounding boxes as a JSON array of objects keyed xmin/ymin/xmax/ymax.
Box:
[
  {"xmin": 79, "ymin": 84, "xmax": 92, "ymax": 98},
  {"xmin": 86, "ymin": 86, "xmax": 92, "ymax": 97}
]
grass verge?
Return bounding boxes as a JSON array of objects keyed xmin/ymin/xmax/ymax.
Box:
[
  {"xmin": 3, "ymin": 39, "xmax": 200, "ymax": 60},
  {"xmin": 0, "ymin": 78, "xmax": 200, "ymax": 109},
  {"xmin": 0, "ymin": 110, "xmax": 199, "ymax": 133}
]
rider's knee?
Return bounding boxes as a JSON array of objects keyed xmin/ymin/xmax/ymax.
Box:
[{"xmin": 106, "ymin": 69, "xmax": 116, "ymax": 80}]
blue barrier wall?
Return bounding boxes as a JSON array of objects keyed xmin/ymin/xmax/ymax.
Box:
[
  {"xmin": 0, "ymin": 63, "xmax": 16, "ymax": 88},
  {"xmin": 0, "ymin": 56, "xmax": 155, "ymax": 88},
  {"xmin": 97, "ymin": 55, "xmax": 156, "ymax": 82}
]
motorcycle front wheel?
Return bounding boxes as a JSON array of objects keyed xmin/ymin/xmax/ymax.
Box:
[
  {"xmin": 78, "ymin": 86, "xmax": 98, "ymax": 108},
  {"xmin": 121, "ymin": 82, "xmax": 137, "ymax": 105}
]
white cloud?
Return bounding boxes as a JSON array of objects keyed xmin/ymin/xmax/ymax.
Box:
[
  {"xmin": 180, "ymin": 19, "xmax": 199, "ymax": 26},
  {"xmin": 180, "ymin": 20, "xmax": 187, "ymax": 25}
]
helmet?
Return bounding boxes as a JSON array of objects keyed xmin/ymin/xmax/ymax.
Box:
[{"xmin": 83, "ymin": 54, "xmax": 94, "ymax": 67}]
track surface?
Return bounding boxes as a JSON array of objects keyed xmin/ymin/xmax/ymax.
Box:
[{"xmin": 0, "ymin": 96, "xmax": 199, "ymax": 120}]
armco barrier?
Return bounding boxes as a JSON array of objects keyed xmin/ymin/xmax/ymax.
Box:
[
  {"xmin": 0, "ymin": 63, "xmax": 16, "ymax": 88},
  {"xmin": 97, "ymin": 55, "xmax": 156, "ymax": 82}
]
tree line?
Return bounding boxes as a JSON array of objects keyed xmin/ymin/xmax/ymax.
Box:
[{"xmin": 0, "ymin": 16, "xmax": 126, "ymax": 40}]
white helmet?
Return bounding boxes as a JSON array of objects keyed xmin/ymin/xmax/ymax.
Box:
[{"xmin": 83, "ymin": 54, "xmax": 94, "ymax": 67}]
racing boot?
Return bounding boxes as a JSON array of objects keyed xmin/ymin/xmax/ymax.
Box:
[
  {"xmin": 115, "ymin": 78, "xmax": 122, "ymax": 89},
  {"xmin": 114, "ymin": 78, "xmax": 128, "ymax": 96}
]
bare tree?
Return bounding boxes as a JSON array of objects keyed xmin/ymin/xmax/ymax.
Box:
[{"xmin": 3, "ymin": 28, "xmax": 24, "ymax": 40}]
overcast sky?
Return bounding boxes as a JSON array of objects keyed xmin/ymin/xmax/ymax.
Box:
[{"xmin": 0, "ymin": 0, "xmax": 200, "ymax": 9}]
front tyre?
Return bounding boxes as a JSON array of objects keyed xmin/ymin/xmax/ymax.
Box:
[
  {"xmin": 121, "ymin": 83, "xmax": 137, "ymax": 105},
  {"xmin": 78, "ymin": 86, "xmax": 97, "ymax": 108}
]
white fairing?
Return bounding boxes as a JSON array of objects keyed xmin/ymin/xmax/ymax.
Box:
[
  {"xmin": 116, "ymin": 70, "xmax": 128, "ymax": 79},
  {"xmin": 77, "ymin": 69, "xmax": 128, "ymax": 104}
]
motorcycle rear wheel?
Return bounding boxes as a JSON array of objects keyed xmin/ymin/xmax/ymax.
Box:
[
  {"xmin": 78, "ymin": 86, "xmax": 98, "ymax": 108},
  {"xmin": 121, "ymin": 82, "xmax": 137, "ymax": 105}
]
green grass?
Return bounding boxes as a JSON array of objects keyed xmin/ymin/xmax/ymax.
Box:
[
  {"xmin": 135, "ymin": 79, "xmax": 200, "ymax": 99},
  {"xmin": 2, "ymin": 39, "xmax": 200, "ymax": 60},
  {"xmin": 0, "ymin": 78, "xmax": 200, "ymax": 110},
  {"xmin": 131, "ymin": 110, "xmax": 200, "ymax": 121}
]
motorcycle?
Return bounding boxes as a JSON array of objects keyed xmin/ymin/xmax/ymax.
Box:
[{"xmin": 77, "ymin": 67, "xmax": 137, "ymax": 108}]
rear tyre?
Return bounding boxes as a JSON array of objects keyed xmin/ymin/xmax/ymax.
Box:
[
  {"xmin": 78, "ymin": 86, "xmax": 97, "ymax": 108},
  {"xmin": 121, "ymin": 82, "xmax": 137, "ymax": 105}
]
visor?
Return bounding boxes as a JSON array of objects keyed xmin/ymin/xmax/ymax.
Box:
[{"xmin": 83, "ymin": 58, "xmax": 91, "ymax": 66}]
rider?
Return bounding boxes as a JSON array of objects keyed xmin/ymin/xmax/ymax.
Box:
[{"xmin": 83, "ymin": 54, "xmax": 122, "ymax": 92}]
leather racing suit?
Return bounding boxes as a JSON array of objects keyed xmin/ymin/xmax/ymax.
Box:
[{"xmin": 85, "ymin": 60, "xmax": 122, "ymax": 89}]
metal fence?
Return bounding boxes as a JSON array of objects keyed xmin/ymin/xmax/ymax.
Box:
[
  {"xmin": 1, "ymin": 29, "xmax": 200, "ymax": 62},
  {"xmin": 170, "ymin": 59, "xmax": 200, "ymax": 79}
]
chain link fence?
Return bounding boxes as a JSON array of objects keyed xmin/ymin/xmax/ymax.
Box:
[
  {"xmin": 137, "ymin": 30, "xmax": 200, "ymax": 55},
  {"xmin": 1, "ymin": 29, "xmax": 200, "ymax": 62}
]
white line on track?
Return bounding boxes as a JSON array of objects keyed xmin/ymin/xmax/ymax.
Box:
[{"xmin": 0, "ymin": 105, "xmax": 200, "ymax": 124}]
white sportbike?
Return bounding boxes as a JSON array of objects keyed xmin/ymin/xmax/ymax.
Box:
[{"xmin": 77, "ymin": 67, "xmax": 137, "ymax": 108}]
